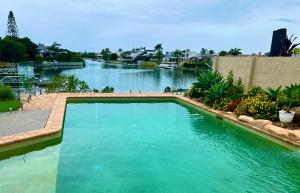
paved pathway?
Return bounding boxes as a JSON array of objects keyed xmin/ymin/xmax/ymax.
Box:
[
  {"xmin": 0, "ymin": 110, "xmax": 51, "ymax": 137},
  {"xmin": 0, "ymin": 93, "xmax": 56, "ymax": 138}
]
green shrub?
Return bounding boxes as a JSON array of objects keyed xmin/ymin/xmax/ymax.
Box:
[
  {"xmin": 243, "ymin": 86, "xmax": 266, "ymax": 99},
  {"xmin": 236, "ymin": 93, "xmax": 279, "ymax": 121},
  {"xmin": 102, "ymin": 86, "xmax": 114, "ymax": 93},
  {"xmin": 227, "ymin": 78, "xmax": 244, "ymax": 100},
  {"xmin": 204, "ymin": 82, "xmax": 228, "ymax": 105},
  {"xmin": 266, "ymin": 86, "xmax": 281, "ymax": 101},
  {"xmin": 187, "ymin": 87, "xmax": 201, "ymax": 98},
  {"xmin": 283, "ymin": 84, "xmax": 300, "ymax": 107},
  {"xmin": 0, "ymin": 85, "xmax": 15, "ymax": 100},
  {"xmin": 191, "ymin": 71, "xmax": 223, "ymax": 98},
  {"xmin": 213, "ymin": 97, "xmax": 232, "ymax": 111},
  {"xmin": 47, "ymin": 75, "xmax": 89, "ymax": 93}
]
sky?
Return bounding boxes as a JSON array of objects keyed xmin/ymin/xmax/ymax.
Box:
[{"xmin": 0, "ymin": 0, "xmax": 299, "ymax": 54}]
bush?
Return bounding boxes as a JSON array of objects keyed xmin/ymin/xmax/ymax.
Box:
[
  {"xmin": 213, "ymin": 97, "xmax": 232, "ymax": 111},
  {"xmin": 283, "ymin": 84, "xmax": 300, "ymax": 107},
  {"xmin": 102, "ymin": 86, "xmax": 114, "ymax": 93},
  {"xmin": 266, "ymin": 86, "xmax": 281, "ymax": 101},
  {"xmin": 0, "ymin": 85, "xmax": 15, "ymax": 100},
  {"xmin": 47, "ymin": 75, "xmax": 89, "ymax": 93},
  {"xmin": 236, "ymin": 93, "xmax": 279, "ymax": 121},
  {"xmin": 243, "ymin": 87, "xmax": 266, "ymax": 99},
  {"xmin": 191, "ymin": 71, "xmax": 223, "ymax": 98},
  {"xmin": 204, "ymin": 82, "xmax": 228, "ymax": 105}
]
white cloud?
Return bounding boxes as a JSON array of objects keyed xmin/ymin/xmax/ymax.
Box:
[{"xmin": 0, "ymin": 0, "xmax": 298, "ymax": 53}]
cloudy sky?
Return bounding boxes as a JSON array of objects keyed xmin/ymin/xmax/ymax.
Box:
[{"xmin": 0, "ymin": 0, "xmax": 299, "ymax": 53}]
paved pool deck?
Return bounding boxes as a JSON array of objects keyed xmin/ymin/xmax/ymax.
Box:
[
  {"xmin": 0, "ymin": 110, "xmax": 51, "ymax": 137},
  {"xmin": 0, "ymin": 93, "xmax": 300, "ymax": 148}
]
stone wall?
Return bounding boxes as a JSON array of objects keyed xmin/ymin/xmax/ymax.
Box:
[{"xmin": 213, "ymin": 56, "xmax": 300, "ymax": 89}]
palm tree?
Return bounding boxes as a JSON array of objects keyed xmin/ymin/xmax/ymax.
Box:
[
  {"xmin": 154, "ymin": 43, "xmax": 164, "ymax": 64},
  {"xmin": 228, "ymin": 48, "xmax": 242, "ymax": 56},
  {"xmin": 200, "ymin": 48, "xmax": 208, "ymax": 55},
  {"xmin": 101, "ymin": 48, "xmax": 111, "ymax": 61},
  {"xmin": 154, "ymin": 43, "xmax": 163, "ymax": 51},
  {"xmin": 172, "ymin": 49, "xmax": 183, "ymax": 65}
]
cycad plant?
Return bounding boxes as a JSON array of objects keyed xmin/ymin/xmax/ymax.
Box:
[
  {"xmin": 283, "ymin": 84, "xmax": 300, "ymax": 108},
  {"xmin": 266, "ymin": 86, "xmax": 281, "ymax": 101},
  {"xmin": 205, "ymin": 82, "xmax": 229, "ymax": 105},
  {"xmin": 193, "ymin": 71, "xmax": 223, "ymax": 95}
]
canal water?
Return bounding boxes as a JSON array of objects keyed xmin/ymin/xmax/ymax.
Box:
[{"xmin": 19, "ymin": 60, "xmax": 197, "ymax": 92}]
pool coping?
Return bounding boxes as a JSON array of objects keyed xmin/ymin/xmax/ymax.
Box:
[{"xmin": 1, "ymin": 93, "xmax": 300, "ymax": 149}]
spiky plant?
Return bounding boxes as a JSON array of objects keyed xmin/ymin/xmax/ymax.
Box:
[
  {"xmin": 280, "ymin": 34, "xmax": 300, "ymax": 56},
  {"xmin": 266, "ymin": 86, "xmax": 281, "ymax": 101}
]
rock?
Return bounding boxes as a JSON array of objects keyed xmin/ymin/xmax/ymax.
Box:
[
  {"xmin": 238, "ymin": 115, "xmax": 255, "ymax": 124},
  {"xmin": 252, "ymin": 119, "xmax": 273, "ymax": 129},
  {"xmin": 293, "ymin": 107, "xmax": 300, "ymax": 123}
]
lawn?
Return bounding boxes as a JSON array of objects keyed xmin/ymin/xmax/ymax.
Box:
[{"xmin": 0, "ymin": 100, "xmax": 21, "ymax": 112}]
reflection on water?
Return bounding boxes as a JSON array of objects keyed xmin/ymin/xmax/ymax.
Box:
[{"xmin": 23, "ymin": 60, "xmax": 197, "ymax": 92}]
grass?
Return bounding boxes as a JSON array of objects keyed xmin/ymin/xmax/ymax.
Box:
[
  {"xmin": 0, "ymin": 100, "xmax": 21, "ymax": 112},
  {"xmin": 142, "ymin": 62, "xmax": 157, "ymax": 68}
]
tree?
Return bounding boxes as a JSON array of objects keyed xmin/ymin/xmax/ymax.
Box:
[
  {"xmin": 101, "ymin": 48, "xmax": 111, "ymax": 62},
  {"xmin": 154, "ymin": 43, "xmax": 163, "ymax": 51},
  {"xmin": 200, "ymin": 48, "xmax": 208, "ymax": 55},
  {"xmin": 209, "ymin": 50, "xmax": 215, "ymax": 55},
  {"xmin": 6, "ymin": 11, "xmax": 19, "ymax": 38},
  {"xmin": 49, "ymin": 42, "xmax": 62, "ymax": 52},
  {"xmin": 21, "ymin": 76, "xmax": 36, "ymax": 95},
  {"xmin": 110, "ymin": 53, "xmax": 118, "ymax": 61},
  {"xmin": 19, "ymin": 37, "xmax": 38, "ymax": 61},
  {"xmin": 218, "ymin": 51, "xmax": 228, "ymax": 56},
  {"xmin": 172, "ymin": 49, "xmax": 183, "ymax": 65},
  {"xmin": 228, "ymin": 48, "xmax": 242, "ymax": 56},
  {"xmin": 0, "ymin": 38, "xmax": 26, "ymax": 62},
  {"xmin": 154, "ymin": 43, "xmax": 164, "ymax": 64}
]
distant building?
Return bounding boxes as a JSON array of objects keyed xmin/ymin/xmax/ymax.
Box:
[
  {"xmin": 163, "ymin": 49, "xmax": 198, "ymax": 63},
  {"xmin": 37, "ymin": 44, "xmax": 54, "ymax": 58}
]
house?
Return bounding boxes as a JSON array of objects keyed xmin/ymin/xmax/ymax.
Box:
[
  {"xmin": 163, "ymin": 49, "xmax": 198, "ymax": 63},
  {"xmin": 37, "ymin": 44, "xmax": 54, "ymax": 58}
]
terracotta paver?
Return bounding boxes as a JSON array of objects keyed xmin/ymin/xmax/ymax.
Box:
[{"xmin": 0, "ymin": 93, "xmax": 299, "ymax": 148}]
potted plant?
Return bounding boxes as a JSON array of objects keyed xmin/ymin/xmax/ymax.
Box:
[{"xmin": 279, "ymin": 104, "xmax": 295, "ymax": 123}]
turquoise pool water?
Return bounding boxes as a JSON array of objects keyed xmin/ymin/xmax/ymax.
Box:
[{"xmin": 0, "ymin": 99, "xmax": 300, "ymax": 193}]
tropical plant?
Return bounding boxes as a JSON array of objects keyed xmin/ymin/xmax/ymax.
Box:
[
  {"xmin": 0, "ymin": 85, "xmax": 15, "ymax": 100},
  {"xmin": 205, "ymin": 82, "xmax": 229, "ymax": 105},
  {"xmin": 154, "ymin": 44, "xmax": 164, "ymax": 64},
  {"xmin": 228, "ymin": 48, "xmax": 242, "ymax": 56},
  {"xmin": 101, "ymin": 48, "xmax": 111, "ymax": 62},
  {"xmin": 283, "ymin": 83, "xmax": 300, "ymax": 107},
  {"xmin": 192, "ymin": 71, "xmax": 223, "ymax": 98},
  {"xmin": 47, "ymin": 75, "xmax": 89, "ymax": 93},
  {"xmin": 172, "ymin": 49, "xmax": 183, "ymax": 65},
  {"xmin": 266, "ymin": 86, "xmax": 281, "ymax": 101},
  {"xmin": 279, "ymin": 34, "xmax": 300, "ymax": 56},
  {"xmin": 78, "ymin": 80, "xmax": 90, "ymax": 92}
]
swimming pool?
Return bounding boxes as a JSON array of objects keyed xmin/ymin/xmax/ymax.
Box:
[{"xmin": 0, "ymin": 99, "xmax": 300, "ymax": 193}]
